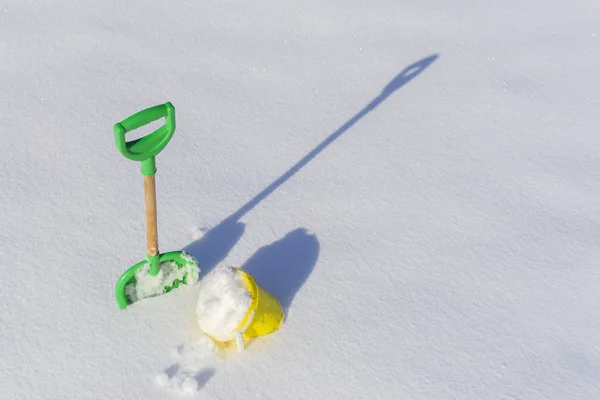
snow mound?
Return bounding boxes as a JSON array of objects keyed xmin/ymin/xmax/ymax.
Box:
[
  {"xmin": 196, "ymin": 266, "xmax": 252, "ymax": 342},
  {"xmin": 125, "ymin": 252, "xmax": 200, "ymax": 303},
  {"xmin": 156, "ymin": 336, "xmax": 218, "ymax": 396}
]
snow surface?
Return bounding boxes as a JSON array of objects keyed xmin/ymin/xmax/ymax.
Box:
[
  {"xmin": 196, "ymin": 265, "xmax": 252, "ymax": 342},
  {"xmin": 2, "ymin": 0, "xmax": 600, "ymax": 399}
]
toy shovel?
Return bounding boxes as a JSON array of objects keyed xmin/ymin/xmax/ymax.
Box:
[{"xmin": 113, "ymin": 102, "xmax": 200, "ymax": 309}]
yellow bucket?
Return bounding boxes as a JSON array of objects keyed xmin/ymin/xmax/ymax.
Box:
[{"xmin": 234, "ymin": 269, "xmax": 283, "ymax": 341}]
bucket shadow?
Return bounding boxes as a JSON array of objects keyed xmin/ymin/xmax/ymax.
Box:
[
  {"xmin": 242, "ymin": 228, "xmax": 319, "ymax": 314},
  {"xmin": 183, "ymin": 54, "xmax": 439, "ymax": 278}
]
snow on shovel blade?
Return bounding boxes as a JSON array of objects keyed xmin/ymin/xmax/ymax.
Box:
[{"xmin": 115, "ymin": 251, "xmax": 200, "ymax": 309}]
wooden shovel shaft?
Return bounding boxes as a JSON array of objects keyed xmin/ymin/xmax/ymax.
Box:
[{"xmin": 143, "ymin": 175, "xmax": 159, "ymax": 256}]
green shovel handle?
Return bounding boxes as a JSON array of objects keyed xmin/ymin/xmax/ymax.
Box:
[{"xmin": 113, "ymin": 102, "xmax": 176, "ymax": 175}]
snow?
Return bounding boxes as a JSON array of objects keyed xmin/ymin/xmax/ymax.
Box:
[
  {"xmin": 2, "ymin": 0, "xmax": 600, "ymax": 399},
  {"xmin": 196, "ymin": 266, "xmax": 252, "ymax": 342},
  {"xmin": 190, "ymin": 227, "xmax": 206, "ymax": 241},
  {"xmin": 124, "ymin": 253, "xmax": 200, "ymax": 304},
  {"xmin": 155, "ymin": 336, "xmax": 218, "ymax": 396}
]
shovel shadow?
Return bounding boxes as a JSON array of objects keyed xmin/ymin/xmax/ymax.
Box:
[
  {"xmin": 242, "ymin": 228, "xmax": 319, "ymax": 315},
  {"xmin": 183, "ymin": 54, "xmax": 438, "ymax": 278},
  {"xmin": 184, "ymin": 216, "xmax": 245, "ymax": 279}
]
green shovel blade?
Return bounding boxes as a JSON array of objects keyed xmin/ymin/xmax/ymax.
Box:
[{"xmin": 115, "ymin": 251, "xmax": 200, "ymax": 309}]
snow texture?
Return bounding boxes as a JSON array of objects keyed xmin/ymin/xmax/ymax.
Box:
[
  {"xmin": 196, "ymin": 266, "xmax": 252, "ymax": 342},
  {"xmin": 156, "ymin": 336, "xmax": 218, "ymax": 396},
  {"xmin": 2, "ymin": 0, "xmax": 600, "ymax": 399},
  {"xmin": 190, "ymin": 228, "xmax": 206, "ymax": 241},
  {"xmin": 125, "ymin": 253, "xmax": 200, "ymax": 304}
]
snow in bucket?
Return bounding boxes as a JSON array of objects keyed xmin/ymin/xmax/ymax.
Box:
[{"xmin": 195, "ymin": 265, "xmax": 252, "ymax": 343}]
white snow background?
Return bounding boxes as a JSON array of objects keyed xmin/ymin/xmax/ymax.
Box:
[{"xmin": 2, "ymin": 0, "xmax": 600, "ymax": 399}]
